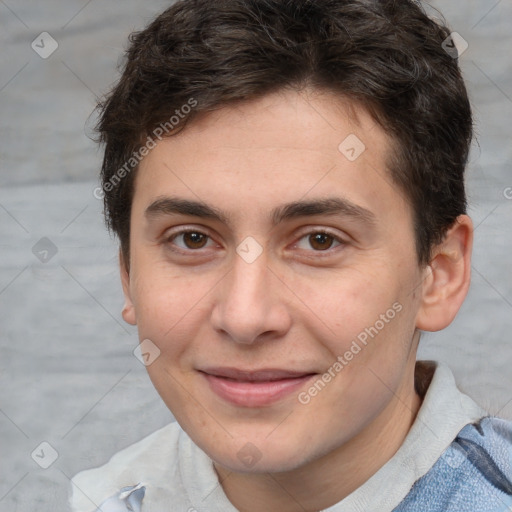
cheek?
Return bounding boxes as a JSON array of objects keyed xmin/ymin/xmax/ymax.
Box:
[
  {"xmin": 310, "ymin": 262, "xmax": 417, "ymax": 374},
  {"xmin": 130, "ymin": 261, "xmax": 211, "ymax": 344},
  {"xmin": 309, "ymin": 266, "xmax": 399, "ymax": 338},
  {"xmin": 315, "ymin": 301, "xmax": 415, "ymax": 433}
]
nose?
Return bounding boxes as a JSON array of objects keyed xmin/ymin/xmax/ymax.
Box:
[{"xmin": 210, "ymin": 249, "xmax": 292, "ymax": 345}]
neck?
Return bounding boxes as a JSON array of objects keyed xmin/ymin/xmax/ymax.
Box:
[{"xmin": 214, "ymin": 363, "xmax": 423, "ymax": 512}]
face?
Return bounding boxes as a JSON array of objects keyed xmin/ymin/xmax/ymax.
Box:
[{"xmin": 122, "ymin": 89, "xmax": 426, "ymax": 473}]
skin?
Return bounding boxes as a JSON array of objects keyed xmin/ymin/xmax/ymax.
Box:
[{"xmin": 120, "ymin": 88, "xmax": 473, "ymax": 512}]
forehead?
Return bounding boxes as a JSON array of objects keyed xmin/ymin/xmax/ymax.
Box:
[{"xmin": 133, "ymin": 88, "xmax": 409, "ymax": 228}]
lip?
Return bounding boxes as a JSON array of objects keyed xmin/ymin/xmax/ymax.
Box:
[{"xmin": 199, "ymin": 367, "xmax": 317, "ymax": 407}]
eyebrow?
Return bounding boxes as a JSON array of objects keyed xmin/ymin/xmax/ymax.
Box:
[{"xmin": 145, "ymin": 196, "xmax": 376, "ymax": 227}]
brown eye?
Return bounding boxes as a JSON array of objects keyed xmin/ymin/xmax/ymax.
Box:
[
  {"xmin": 167, "ymin": 230, "xmax": 213, "ymax": 251},
  {"xmin": 308, "ymin": 233, "xmax": 336, "ymax": 251},
  {"xmin": 295, "ymin": 230, "xmax": 345, "ymax": 253},
  {"xmin": 181, "ymin": 231, "xmax": 209, "ymax": 249}
]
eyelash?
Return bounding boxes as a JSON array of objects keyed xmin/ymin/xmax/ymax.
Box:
[{"xmin": 164, "ymin": 227, "xmax": 346, "ymax": 256}]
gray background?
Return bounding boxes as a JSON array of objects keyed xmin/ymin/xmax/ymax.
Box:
[{"xmin": 0, "ymin": 1, "xmax": 511, "ymax": 510}]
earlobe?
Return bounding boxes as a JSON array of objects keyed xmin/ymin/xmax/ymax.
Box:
[
  {"xmin": 119, "ymin": 250, "xmax": 137, "ymax": 326},
  {"xmin": 415, "ymin": 215, "xmax": 473, "ymax": 332}
]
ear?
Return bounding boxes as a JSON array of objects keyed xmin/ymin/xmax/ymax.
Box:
[
  {"xmin": 120, "ymin": 250, "xmax": 137, "ymax": 325},
  {"xmin": 415, "ymin": 215, "xmax": 473, "ymax": 332}
]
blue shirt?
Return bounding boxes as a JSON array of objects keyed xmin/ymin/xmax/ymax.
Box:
[{"xmin": 395, "ymin": 416, "xmax": 512, "ymax": 511}]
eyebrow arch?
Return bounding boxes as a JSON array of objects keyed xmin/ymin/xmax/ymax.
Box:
[{"xmin": 145, "ymin": 196, "xmax": 376, "ymax": 227}]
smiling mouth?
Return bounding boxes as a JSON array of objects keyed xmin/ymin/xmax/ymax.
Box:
[{"xmin": 199, "ymin": 368, "xmax": 317, "ymax": 407}]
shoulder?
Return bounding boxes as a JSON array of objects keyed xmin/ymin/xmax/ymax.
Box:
[
  {"xmin": 396, "ymin": 416, "xmax": 512, "ymax": 512},
  {"xmin": 69, "ymin": 422, "xmax": 183, "ymax": 512},
  {"xmin": 455, "ymin": 416, "xmax": 512, "ymax": 492}
]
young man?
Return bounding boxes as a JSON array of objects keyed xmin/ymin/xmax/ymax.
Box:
[{"xmin": 71, "ymin": 1, "xmax": 512, "ymax": 510}]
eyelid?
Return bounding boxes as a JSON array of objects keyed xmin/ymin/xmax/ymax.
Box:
[
  {"xmin": 164, "ymin": 226, "xmax": 218, "ymax": 253},
  {"xmin": 292, "ymin": 227, "xmax": 347, "ymax": 253},
  {"xmin": 163, "ymin": 225, "xmax": 348, "ymax": 254},
  {"xmin": 165, "ymin": 225, "xmax": 212, "ymax": 238},
  {"xmin": 294, "ymin": 225, "xmax": 347, "ymax": 242}
]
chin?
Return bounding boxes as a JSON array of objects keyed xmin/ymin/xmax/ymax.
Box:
[
  {"xmin": 197, "ymin": 433, "xmax": 315, "ymax": 474},
  {"xmin": 218, "ymin": 452, "xmax": 308, "ymax": 475}
]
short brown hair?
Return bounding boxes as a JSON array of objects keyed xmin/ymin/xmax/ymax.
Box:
[{"xmin": 96, "ymin": 0, "xmax": 473, "ymax": 266}]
